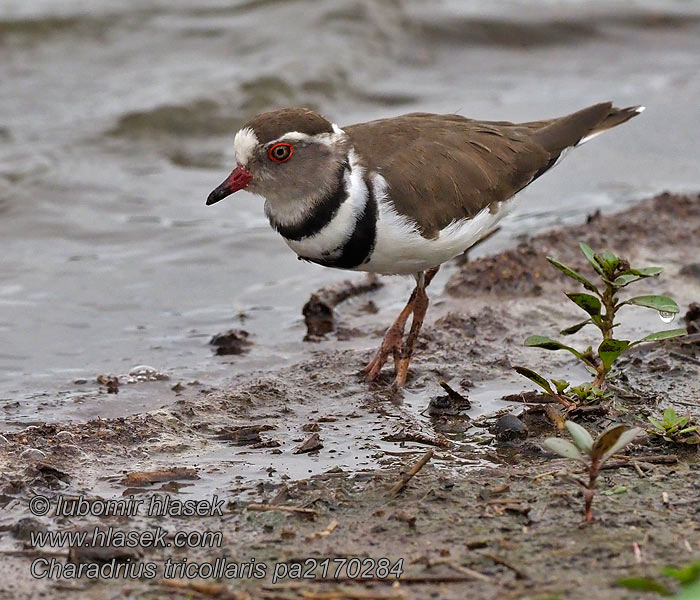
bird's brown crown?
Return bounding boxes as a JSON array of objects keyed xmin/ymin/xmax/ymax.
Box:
[{"xmin": 242, "ymin": 108, "xmax": 334, "ymax": 144}]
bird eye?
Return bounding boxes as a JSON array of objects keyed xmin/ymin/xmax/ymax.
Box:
[{"xmin": 268, "ymin": 143, "xmax": 293, "ymax": 163}]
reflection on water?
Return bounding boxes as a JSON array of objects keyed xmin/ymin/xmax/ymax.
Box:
[{"xmin": 0, "ymin": 0, "xmax": 699, "ymax": 411}]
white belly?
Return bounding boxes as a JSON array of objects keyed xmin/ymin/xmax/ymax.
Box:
[{"xmin": 358, "ymin": 196, "xmax": 516, "ymax": 276}]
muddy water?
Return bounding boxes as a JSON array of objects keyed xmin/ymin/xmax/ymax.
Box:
[{"xmin": 1, "ymin": 0, "xmax": 699, "ymax": 422}]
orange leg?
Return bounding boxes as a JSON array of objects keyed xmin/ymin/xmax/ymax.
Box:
[
  {"xmin": 363, "ymin": 267, "xmax": 439, "ymax": 385},
  {"xmin": 363, "ymin": 288, "xmax": 416, "ymax": 381},
  {"xmin": 393, "ymin": 284, "xmax": 429, "ymax": 388}
]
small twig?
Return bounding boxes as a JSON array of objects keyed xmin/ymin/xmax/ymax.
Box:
[
  {"xmin": 606, "ymin": 383, "xmax": 641, "ymax": 399},
  {"xmin": 601, "ymin": 454, "xmax": 677, "ymax": 470},
  {"xmin": 445, "ymin": 562, "xmax": 492, "ymax": 582},
  {"xmin": 438, "ymin": 380, "xmax": 471, "ymax": 408},
  {"xmin": 305, "ymin": 519, "xmax": 339, "ymax": 541},
  {"xmin": 486, "ymin": 498, "xmax": 529, "ymax": 507},
  {"xmin": 482, "ymin": 552, "xmax": 528, "ymax": 580},
  {"xmin": 247, "ymin": 503, "xmax": 318, "ymax": 517},
  {"xmin": 669, "ymin": 351, "xmax": 700, "ymax": 366},
  {"xmin": 387, "ymin": 450, "xmax": 434, "ymax": 497},
  {"xmin": 270, "ymin": 484, "xmax": 290, "ymax": 505},
  {"xmin": 532, "ymin": 470, "xmax": 561, "ymax": 481},
  {"xmin": 668, "ymin": 496, "xmax": 700, "ymax": 506},
  {"xmin": 670, "ymin": 398, "xmax": 700, "ymax": 408}
]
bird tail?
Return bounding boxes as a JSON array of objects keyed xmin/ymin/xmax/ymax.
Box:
[
  {"xmin": 576, "ymin": 104, "xmax": 645, "ymax": 146},
  {"xmin": 533, "ymin": 102, "xmax": 644, "ymax": 154}
]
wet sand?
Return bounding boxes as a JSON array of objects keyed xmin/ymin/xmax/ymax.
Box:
[
  {"xmin": 1, "ymin": 192, "xmax": 698, "ymax": 599},
  {"xmin": 2, "ymin": 0, "xmax": 700, "ymax": 402}
]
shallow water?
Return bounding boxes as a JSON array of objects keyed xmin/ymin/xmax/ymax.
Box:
[{"xmin": 1, "ymin": 0, "xmax": 699, "ymax": 418}]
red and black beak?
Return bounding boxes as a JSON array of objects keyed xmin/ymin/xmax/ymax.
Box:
[{"xmin": 206, "ymin": 165, "xmax": 253, "ymax": 205}]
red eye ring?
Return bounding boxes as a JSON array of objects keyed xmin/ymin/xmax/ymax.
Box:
[{"xmin": 268, "ymin": 142, "xmax": 293, "ymax": 163}]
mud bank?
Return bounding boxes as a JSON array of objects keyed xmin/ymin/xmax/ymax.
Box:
[{"xmin": 1, "ymin": 193, "xmax": 699, "ymax": 600}]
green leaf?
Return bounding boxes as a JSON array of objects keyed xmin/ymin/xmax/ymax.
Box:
[
  {"xmin": 631, "ymin": 329, "xmax": 688, "ymax": 346},
  {"xmin": 676, "ymin": 580, "xmax": 700, "ymax": 600},
  {"xmin": 546, "ymin": 257, "xmax": 599, "ymax": 293},
  {"xmin": 614, "ymin": 266, "xmax": 663, "ymax": 287},
  {"xmin": 601, "ymin": 250, "xmax": 619, "ymax": 270},
  {"xmin": 592, "ymin": 425, "xmax": 627, "ymax": 461},
  {"xmin": 647, "ymin": 416, "xmax": 664, "ymax": 431},
  {"xmin": 524, "ymin": 336, "xmax": 583, "ymax": 359},
  {"xmin": 543, "ymin": 438, "xmax": 586, "ymax": 463},
  {"xmin": 584, "ymin": 364, "xmax": 599, "ymax": 376},
  {"xmin": 565, "ymin": 420, "xmax": 594, "ymax": 454},
  {"xmin": 579, "ymin": 242, "xmax": 606, "ymax": 276},
  {"xmin": 613, "ymin": 273, "xmax": 641, "ymax": 287},
  {"xmin": 661, "ymin": 563, "xmax": 700, "ymax": 585},
  {"xmin": 560, "ymin": 320, "xmax": 591, "ymax": 336},
  {"xmin": 626, "ymin": 295, "xmax": 680, "ymax": 314},
  {"xmin": 617, "ymin": 577, "xmax": 672, "ymax": 595},
  {"xmin": 599, "ymin": 426, "xmax": 642, "ymax": 463},
  {"xmin": 566, "ymin": 293, "xmax": 602, "ymax": 317},
  {"xmin": 513, "ymin": 366, "xmax": 555, "ymax": 396},
  {"xmin": 631, "ymin": 266, "xmax": 664, "ymax": 277},
  {"xmin": 598, "ymin": 339, "xmax": 630, "ymax": 371},
  {"xmin": 551, "ymin": 379, "xmax": 569, "ymax": 394}
]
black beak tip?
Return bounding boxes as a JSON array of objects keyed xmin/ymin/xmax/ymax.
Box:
[{"xmin": 206, "ymin": 190, "xmax": 223, "ymax": 206}]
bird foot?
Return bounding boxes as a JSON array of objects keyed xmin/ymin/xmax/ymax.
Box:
[{"xmin": 363, "ymin": 325, "xmax": 405, "ymax": 382}]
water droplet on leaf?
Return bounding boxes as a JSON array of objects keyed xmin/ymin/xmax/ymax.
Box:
[{"xmin": 659, "ymin": 311, "xmax": 676, "ymax": 323}]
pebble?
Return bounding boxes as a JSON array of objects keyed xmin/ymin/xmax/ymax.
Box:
[
  {"xmin": 493, "ymin": 414, "xmax": 528, "ymax": 442},
  {"xmin": 55, "ymin": 431, "xmax": 74, "ymax": 441},
  {"xmin": 20, "ymin": 448, "xmax": 46, "ymax": 460},
  {"xmin": 209, "ymin": 329, "xmax": 252, "ymax": 356},
  {"xmin": 60, "ymin": 444, "xmax": 87, "ymax": 458},
  {"xmin": 0, "ymin": 434, "xmax": 8, "ymax": 446},
  {"xmin": 127, "ymin": 365, "xmax": 169, "ymax": 382}
]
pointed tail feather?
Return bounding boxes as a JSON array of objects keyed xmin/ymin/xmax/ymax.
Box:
[
  {"xmin": 533, "ymin": 102, "xmax": 644, "ymax": 154},
  {"xmin": 577, "ymin": 105, "xmax": 645, "ymax": 145}
]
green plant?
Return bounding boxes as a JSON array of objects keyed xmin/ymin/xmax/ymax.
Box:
[
  {"xmin": 516, "ymin": 243, "xmax": 687, "ymax": 399},
  {"xmin": 512, "ymin": 370, "xmax": 612, "ymax": 409},
  {"xmin": 648, "ymin": 408, "xmax": 700, "ymax": 444},
  {"xmin": 619, "ymin": 561, "xmax": 700, "ymax": 598},
  {"xmin": 544, "ymin": 420, "xmax": 642, "ymax": 521}
]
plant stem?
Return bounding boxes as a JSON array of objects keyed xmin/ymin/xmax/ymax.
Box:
[
  {"xmin": 584, "ymin": 459, "xmax": 600, "ymax": 522},
  {"xmin": 592, "ymin": 282, "xmax": 618, "ymax": 388},
  {"xmin": 600, "ymin": 285, "xmax": 616, "ymax": 341},
  {"xmin": 593, "ymin": 371, "xmax": 606, "ymax": 389}
]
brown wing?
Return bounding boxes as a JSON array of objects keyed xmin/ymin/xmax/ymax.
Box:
[{"xmin": 344, "ymin": 103, "xmax": 632, "ymax": 237}]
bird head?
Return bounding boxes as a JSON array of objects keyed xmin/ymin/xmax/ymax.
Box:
[{"xmin": 206, "ymin": 108, "xmax": 349, "ymax": 224}]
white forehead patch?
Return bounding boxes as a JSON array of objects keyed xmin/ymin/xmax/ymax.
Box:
[{"xmin": 233, "ymin": 127, "xmax": 259, "ymax": 166}]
